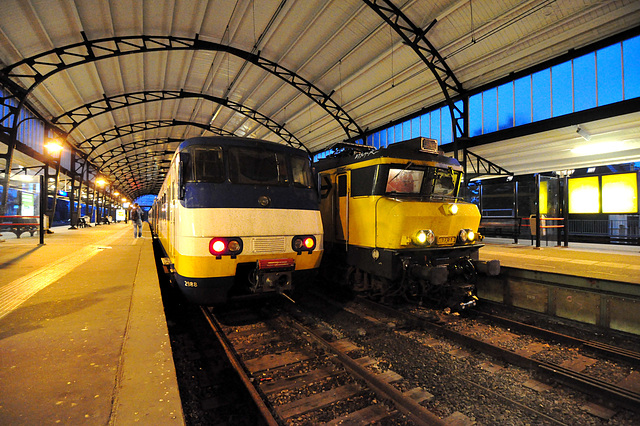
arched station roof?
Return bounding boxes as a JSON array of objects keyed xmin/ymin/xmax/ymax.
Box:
[{"xmin": 0, "ymin": 0, "xmax": 639, "ymax": 199}]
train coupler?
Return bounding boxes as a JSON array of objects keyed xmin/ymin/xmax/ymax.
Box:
[{"xmin": 251, "ymin": 258, "xmax": 295, "ymax": 294}]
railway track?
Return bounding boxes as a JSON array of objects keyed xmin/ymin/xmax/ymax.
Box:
[
  {"xmin": 200, "ymin": 303, "xmax": 454, "ymax": 425},
  {"xmin": 314, "ymin": 293, "xmax": 640, "ymax": 420}
]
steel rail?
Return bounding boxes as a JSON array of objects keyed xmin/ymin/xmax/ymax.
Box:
[
  {"xmin": 281, "ymin": 315, "xmax": 446, "ymax": 426},
  {"xmin": 476, "ymin": 311, "xmax": 640, "ymax": 367},
  {"xmin": 354, "ymin": 297, "xmax": 640, "ymax": 413},
  {"xmin": 200, "ymin": 306, "xmax": 279, "ymax": 426}
]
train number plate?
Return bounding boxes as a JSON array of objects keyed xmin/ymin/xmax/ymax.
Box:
[{"xmin": 437, "ymin": 236, "xmax": 456, "ymax": 246}]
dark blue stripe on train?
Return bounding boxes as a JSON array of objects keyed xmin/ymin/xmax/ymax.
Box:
[{"xmin": 182, "ymin": 182, "xmax": 320, "ymax": 210}]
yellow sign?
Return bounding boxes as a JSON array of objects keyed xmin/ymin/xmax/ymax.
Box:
[
  {"xmin": 602, "ymin": 173, "xmax": 638, "ymax": 214},
  {"xmin": 569, "ymin": 176, "xmax": 600, "ymax": 214}
]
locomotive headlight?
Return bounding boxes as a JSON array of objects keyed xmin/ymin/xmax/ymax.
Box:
[
  {"xmin": 467, "ymin": 230, "xmax": 476, "ymax": 242},
  {"xmin": 458, "ymin": 229, "xmax": 476, "ymax": 243},
  {"xmin": 414, "ymin": 229, "xmax": 435, "ymax": 246},
  {"xmin": 446, "ymin": 204, "xmax": 459, "ymax": 215}
]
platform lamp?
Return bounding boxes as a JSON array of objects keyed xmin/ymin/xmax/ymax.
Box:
[
  {"xmin": 112, "ymin": 191, "xmax": 120, "ymax": 222},
  {"xmin": 122, "ymin": 198, "xmax": 130, "ymax": 223},
  {"xmin": 44, "ymin": 138, "xmax": 64, "ymax": 234},
  {"xmin": 95, "ymin": 177, "xmax": 107, "ymax": 225}
]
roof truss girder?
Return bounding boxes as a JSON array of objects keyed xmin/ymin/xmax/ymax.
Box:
[
  {"xmin": 52, "ymin": 90, "xmax": 305, "ymax": 150},
  {"xmin": 362, "ymin": 0, "xmax": 466, "ymax": 139}
]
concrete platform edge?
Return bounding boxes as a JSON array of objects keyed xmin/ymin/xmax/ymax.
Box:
[{"xmin": 110, "ymin": 237, "xmax": 185, "ymax": 425}]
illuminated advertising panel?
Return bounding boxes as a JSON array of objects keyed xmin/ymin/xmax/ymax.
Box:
[
  {"xmin": 602, "ymin": 173, "xmax": 638, "ymax": 213},
  {"xmin": 539, "ymin": 180, "xmax": 548, "ymax": 215},
  {"xmin": 568, "ymin": 176, "xmax": 600, "ymax": 213}
]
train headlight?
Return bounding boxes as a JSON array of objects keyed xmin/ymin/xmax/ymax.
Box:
[
  {"xmin": 228, "ymin": 240, "xmax": 242, "ymax": 253},
  {"xmin": 209, "ymin": 237, "xmax": 243, "ymax": 259},
  {"xmin": 446, "ymin": 204, "xmax": 459, "ymax": 215},
  {"xmin": 458, "ymin": 229, "xmax": 476, "ymax": 244},
  {"xmin": 467, "ymin": 230, "xmax": 476, "ymax": 242},
  {"xmin": 413, "ymin": 229, "xmax": 435, "ymax": 246},
  {"xmin": 292, "ymin": 235, "xmax": 316, "ymax": 254}
]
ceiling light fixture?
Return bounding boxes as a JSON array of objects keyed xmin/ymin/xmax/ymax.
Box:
[{"xmin": 576, "ymin": 126, "xmax": 591, "ymax": 141}]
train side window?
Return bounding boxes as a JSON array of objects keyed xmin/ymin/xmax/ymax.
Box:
[
  {"xmin": 338, "ymin": 174, "xmax": 347, "ymax": 197},
  {"xmin": 351, "ymin": 166, "xmax": 377, "ymax": 196}
]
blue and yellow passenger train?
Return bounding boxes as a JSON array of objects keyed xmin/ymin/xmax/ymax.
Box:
[
  {"xmin": 150, "ymin": 136, "xmax": 323, "ymax": 304},
  {"xmin": 315, "ymin": 137, "xmax": 499, "ymax": 310}
]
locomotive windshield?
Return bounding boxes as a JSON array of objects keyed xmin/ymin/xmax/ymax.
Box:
[
  {"xmin": 383, "ymin": 165, "xmax": 460, "ymax": 199},
  {"xmin": 181, "ymin": 144, "xmax": 314, "ymax": 188}
]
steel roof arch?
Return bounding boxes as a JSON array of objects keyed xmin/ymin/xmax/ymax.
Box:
[
  {"xmin": 0, "ymin": 33, "xmax": 362, "ymax": 140},
  {"xmin": 51, "ymin": 89, "xmax": 305, "ymax": 150}
]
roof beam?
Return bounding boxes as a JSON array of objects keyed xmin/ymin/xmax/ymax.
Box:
[
  {"xmin": 0, "ymin": 33, "xmax": 362, "ymax": 139},
  {"xmin": 362, "ymin": 0, "xmax": 466, "ymax": 140},
  {"xmin": 52, "ymin": 90, "xmax": 306, "ymax": 150}
]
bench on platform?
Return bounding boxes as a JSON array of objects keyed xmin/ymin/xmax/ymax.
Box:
[{"xmin": 0, "ymin": 215, "xmax": 40, "ymax": 238}]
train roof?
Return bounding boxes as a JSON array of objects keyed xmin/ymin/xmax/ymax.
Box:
[
  {"xmin": 176, "ymin": 136, "xmax": 310, "ymax": 157},
  {"xmin": 314, "ymin": 137, "xmax": 461, "ymax": 171}
]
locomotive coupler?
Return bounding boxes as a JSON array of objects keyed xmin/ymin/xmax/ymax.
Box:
[
  {"xmin": 251, "ymin": 258, "xmax": 295, "ymax": 294},
  {"xmin": 409, "ymin": 264, "xmax": 448, "ymax": 285}
]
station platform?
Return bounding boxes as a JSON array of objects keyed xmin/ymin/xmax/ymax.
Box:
[
  {"xmin": 479, "ymin": 237, "xmax": 640, "ymax": 284},
  {"xmin": 0, "ymin": 223, "xmax": 184, "ymax": 425}
]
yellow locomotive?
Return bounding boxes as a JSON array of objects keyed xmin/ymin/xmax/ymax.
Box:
[{"xmin": 315, "ymin": 137, "xmax": 499, "ymax": 310}]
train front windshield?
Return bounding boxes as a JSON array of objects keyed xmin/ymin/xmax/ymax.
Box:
[
  {"xmin": 384, "ymin": 166, "xmax": 460, "ymax": 199},
  {"xmin": 183, "ymin": 145, "xmax": 314, "ymax": 188}
]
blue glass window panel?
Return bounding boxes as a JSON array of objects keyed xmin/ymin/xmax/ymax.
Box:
[
  {"xmin": 497, "ymin": 82, "xmax": 514, "ymax": 130},
  {"xmin": 574, "ymin": 53, "xmax": 596, "ymax": 111},
  {"xmin": 623, "ymin": 35, "xmax": 640, "ymax": 99},
  {"xmin": 402, "ymin": 121, "xmax": 411, "ymax": 141},
  {"xmin": 441, "ymin": 106, "xmax": 453, "ymax": 144},
  {"xmin": 380, "ymin": 129, "xmax": 388, "ymax": 148},
  {"xmin": 431, "ymin": 109, "xmax": 441, "ymax": 142},
  {"xmin": 373, "ymin": 132, "xmax": 380, "ymax": 149},
  {"xmin": 514, "ymin": 76, "xmax": 531, "ymax": 125},
  {"xmin": 532, "ymin": 69, "xmax": 551, "ymax": 121},
  {"xmin": 483, "ymin": 88, "xmax": 498, "ymax": 133},
  {"xmin": 394, "ymin": 124, "xmax": 402, "ymax": 144},
  {"xmin": 552, "ymin": 61, "xmax": 573, "ymax": 117},
  {"xmin": 420, "ymin": 113, "xmax": 430, "ymax": 138},
  {"xmin": 366, "ymin": 134, "xmax": 373, "ymax": 146},
  {"xmin": 411, "ymin": 117, "xmax": 420, "ymax": 138},
  {"xmin": 454, "ymin": 100, "xmax": 464, "ymax": 138},
  {"xmin": 597, "ymin": 44, "xmax": 623, "ymax": 106},
  {"xmin": 469, "ymin": 93, "xmax": 483, "ymax": 136}
]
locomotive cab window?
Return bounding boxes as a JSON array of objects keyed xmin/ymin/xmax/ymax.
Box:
[
  {"xmin": 385, "ymin": 168, "xmax": 424, "ymax": 194},
  {"xmin": 430, "ymin": 168, "xmax": 460, "ymax": 198},
  {"xmin": 229, "ymin": 147, "xmax": 289, "ymax": 185},
  {"xmin": 194, "ymin": 147, "xmax": 225, "ymax": 183},
  {"xmin": 291, "ymin": 156, "xmax": 314, "ymax": 188}
]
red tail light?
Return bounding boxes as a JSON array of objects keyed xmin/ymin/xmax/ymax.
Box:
[
  {"xmin": 292, "ymin": 235, "xmax": 316, "ymax": 254},
  {"xmin": 209, "ymin": 237, "xmax": 243, "ymax": 259}
]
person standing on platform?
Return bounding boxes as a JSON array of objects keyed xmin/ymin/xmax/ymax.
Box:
[{"xmin": 131, "ymin": 203, "xmax": 143, "ymax": 238}]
